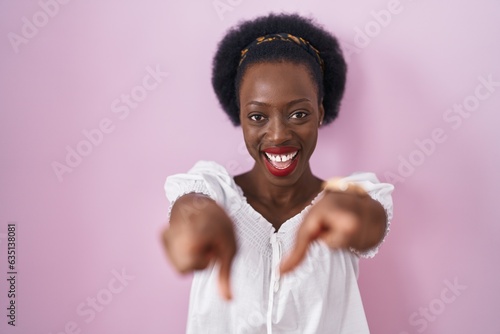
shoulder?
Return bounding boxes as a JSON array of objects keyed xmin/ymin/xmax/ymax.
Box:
[
  {"xmin": 186, "ymin": 160, "xmax": 237, "ymax": 192},
  {"xmin": 165, "ymin": 160, "xmax": 243, "ymax": 212}
]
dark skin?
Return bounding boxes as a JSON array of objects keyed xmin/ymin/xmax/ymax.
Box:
[
  {"xmin": 234, "ymin": 61, "xmax": 325, "ymax": 230},
  {"xmin": 161, "ymin": 61, "xmax": 387, "ymax": 301}
]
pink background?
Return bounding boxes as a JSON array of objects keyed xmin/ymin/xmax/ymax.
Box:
[{"xmin": 1, "ymin": 1, "xmax": 499, "ymax": 333}]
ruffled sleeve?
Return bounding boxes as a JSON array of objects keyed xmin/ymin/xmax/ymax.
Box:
[
  {"xmin": 164, "ymin": 160, "xmax": 240, "ymax": 222},
  {"xmin": 339, "ymin": 172, "xmax": 395, "ymax": 259}
]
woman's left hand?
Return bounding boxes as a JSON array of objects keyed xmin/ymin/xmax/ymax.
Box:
[{"xmin": 279, "ymin": 187, "xmax": 387, "ymax": 275}]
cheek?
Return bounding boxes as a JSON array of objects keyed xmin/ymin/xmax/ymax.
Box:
[
  {"xmin": 241, "ymin": 126, "xmax": 260, "ymax": 154},
  {"xmin": 300, "ymin": 127, "xmax": 319, "ymax": 150}
]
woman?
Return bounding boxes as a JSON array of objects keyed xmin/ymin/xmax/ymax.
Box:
[{"xmin": 162, "ymin": 13, "xmax": 394, "ymax": 334}]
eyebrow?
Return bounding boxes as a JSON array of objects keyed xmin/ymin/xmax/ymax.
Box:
[{"xmin": 245, "ymin": 98, "xmax": 312, "ymax": 108}]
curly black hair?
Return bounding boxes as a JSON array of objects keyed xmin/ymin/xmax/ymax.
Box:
[{"xmin": 211, "ymin": 12, "xmax": 347, "ymax": 126}]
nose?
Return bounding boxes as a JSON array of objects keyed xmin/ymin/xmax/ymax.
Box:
[{"xmin": 266, "ymin": 116, "xmax": 293, "ymax": 144}]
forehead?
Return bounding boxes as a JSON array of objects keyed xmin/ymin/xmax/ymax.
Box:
[{"xmin": 239, "ymin": 62, "xmax": 318, "ymax": 104}]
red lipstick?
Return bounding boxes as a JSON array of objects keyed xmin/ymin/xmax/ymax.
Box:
[{"xmin": 261, "ymin": 146, "xmax": 300, "ymax": 177}]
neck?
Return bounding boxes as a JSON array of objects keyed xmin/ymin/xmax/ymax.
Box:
[{"xmin": 247, "ymin": 162, "xmax": 322, "ymax": 208}]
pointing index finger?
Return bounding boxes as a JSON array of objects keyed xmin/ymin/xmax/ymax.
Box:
[
  {"xmin": 215, "ymin": 234, "xmax": 236, "ymax": 301},
  {"xmin": 279, "ymin": 211, "xmax": 323, "ymax": 275}
]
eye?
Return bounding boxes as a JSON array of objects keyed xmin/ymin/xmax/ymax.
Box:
[
  {"xmin": 290, "ymin": 111, "xmax": 309, "ymax": 119},
  {"xmin": 249, "ymin": 114, "xmax": 265, "ymax": 122}
]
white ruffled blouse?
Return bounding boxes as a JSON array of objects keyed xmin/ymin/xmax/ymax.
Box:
[{"xmin": 165, "ymin": 160, "xmax": 394, "ymax": 334}]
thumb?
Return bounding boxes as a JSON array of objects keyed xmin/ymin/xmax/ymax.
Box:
[{"xmin": 280, "ymin": 213, "xmax": 323, "ymax": 275}]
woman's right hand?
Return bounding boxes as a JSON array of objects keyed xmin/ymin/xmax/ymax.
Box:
[{"xmin": 161, "ymin": 193, "xmax": 237, "ymax": 300}]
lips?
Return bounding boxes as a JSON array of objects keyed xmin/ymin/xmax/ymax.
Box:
[{"xmin": 262, "ymin": 146, "xmax": 300, "ymax": 177}]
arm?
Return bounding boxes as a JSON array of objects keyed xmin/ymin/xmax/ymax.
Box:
[
  {"xmin": 161, "ymin": 192, "xmax": 237, "ymax": 300},
  {"xmin": 280, "ymin": 174, "xmax": 394, "ymax": 274}
]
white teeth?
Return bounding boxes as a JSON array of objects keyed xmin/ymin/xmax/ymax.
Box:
[{"xmin": 264, "ymin": 151, "xmax": 298, "ymax": 162}]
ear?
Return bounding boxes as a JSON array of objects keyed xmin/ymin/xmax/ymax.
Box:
[{"xmin": 318, "ymin": 99, "xmax": 325, "ymax": 127}]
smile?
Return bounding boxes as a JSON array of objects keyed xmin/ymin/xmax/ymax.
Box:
[
  {"xmin": 261, "ymin": 147, "xmax": 300, "ymax": 177},
  {"xmin": 264, "ymin": 151, "xmax": 298, "ymax": 169}
]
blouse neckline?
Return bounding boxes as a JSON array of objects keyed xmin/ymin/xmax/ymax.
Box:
[{"xmin": 231, "ymin": 177, "xmax": 326, "ymax": 234}]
